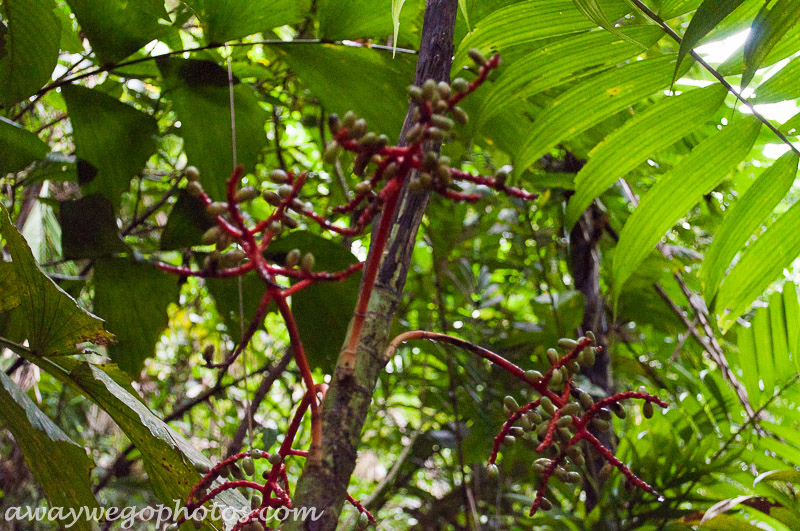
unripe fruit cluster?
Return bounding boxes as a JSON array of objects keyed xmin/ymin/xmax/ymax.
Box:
[{"xmin": 486, "ymin": 332, "xmax": 667, "ymax": 517}]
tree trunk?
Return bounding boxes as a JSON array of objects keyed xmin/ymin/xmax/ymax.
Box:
[{"xmin": 288, "ymin": 3, "xmax": 459, "ymax": 528}]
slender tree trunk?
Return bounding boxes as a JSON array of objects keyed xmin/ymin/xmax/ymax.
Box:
[{"xmin": 288, "ymin": 3, "xmax": 459, "ymax": 528}]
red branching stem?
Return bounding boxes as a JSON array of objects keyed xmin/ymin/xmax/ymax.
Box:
[
  {"xmin": 346, "ymin": 494, "xmax": 378, "ymax": 525},
  {"xmin": 340, "ymin": 173, "xmax": 406, "ymax": 376},
  {"xmin": 207, "ymin": 290, "xmax": 273, "ymax": 368},
  {"xmin": 581, "ymin": 431, "xmax": 660, "ymax": 496},
  {"xmin": 578, "ymin": 392, "xmax": 668, "ymax": 428},
  {"xmin": 439, "ymin": 188, "xmax": 482, "ymax": 202},
  {"xmin": 385, "ymin": 330, "xmax": 563, "ymax": 403},
  {"xmin": 449, "ymin": 54, "xmax": 502, "ymax": 108},
  {"xmin": 449, "ymin": 168, "xmax": 539, "ymax": 201},
  {"xmin": 155, "ymin": 261, "xmax": 255, "ymax": 278},
  {"xmin": 528, "ymin": 453, "xmax": 566, "ymax": 517},
  {"xmin": 488, "ymin": 399, "xmax": 541, "ymax": 465},
  {"xmin": 272, "ymin": 294, "xmax": 322, "ymax": 461}
]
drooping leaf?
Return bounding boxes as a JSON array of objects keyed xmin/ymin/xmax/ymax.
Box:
[
  {"xmin": 391, "ymin": 0, "xmax": 406, "ymax": 56},
  {"xmin": 265, "ymin": 231, "xmax": 362, "ymax": 373},
  {"xmin": 572, "ymin": 0, "xmax": 643, "ymax": 46},
  {"xmin": 453, "ymin": 0, "xmax": 632, "ymax": 70},
  {"xmin": 769, "ymin": 290, "xmax": 794, "ymax": 380},
  {"xmin": 181, "ymin": 0, "xmax": 303, "ymax": 44},
  {"xmin": 62, "ymin": 85, "xmax": 159, "ymax": 208},
  {"xmin": 566, "ymin": 84, "xmax": 727, "ymax": 228},
  {"xmin": 717, "ymin": 198, "xmax": 800, "ymax": 332},
  {"xmin": 64, "ymin": 0, "xmax": 168, "ymax": 64},
  {"xmin": 719, "ymin": 22, "xmax": 800, "ymax": 75},
  {"xmin": 700, "ymin": 496, "xmax": 759, "ymax": 524},
  {"xmin": 93, "ymin": 258, "xmax": 180, "ymax": 377},
  {"xmin": 753, "ymin": 54, "xmax": 800, "ymax": 103},
  {"xmin": 158, "ymin": 58, "xmax": 268, "ymax": 200},
  {"xmin": 60, "ymin": 193, "xmax": 131, "ymax": 259},
  {"xmin": 160, "ymin": 190, "xmax": 215, "ymax": 250},
  {"xmin": 0, "ymin": 117, "xmax": 49, "ymax": 175},
  {"xmin": 22, "ymin": 355, "xmax": 246, "ymax": 518},
  {"xmin": 613, "ymin": 116, "xmax": 761, "ymax": 300},
  {"xmin": 275, "ymin": 44, "xmax": 414, "ymax": 140},
  {"xmin": 675, "ymin": 0, "xmax": 746, "ymax": 82},
  {"xmin": 753, "ymin": 306, "xmax": 776, "ymax": 396},
  {"xmin": 0, "ymin": 0, "xmax": 61, "ymax": 107},
  {"xmin": 754, "ymin": 468, "xmax": 800, "ymax": 485},
  {"xmin": 701, "ymin": 151, "xmax": 798, "ymax": 299},
  {"xmin": 477, "ymin": 25, "xmax": 664, "ymax": 129},
  {"xmin": 459, "ymin": 0, "xmax": 471, "ymax": 31},
  {"xmin": 741, "ymin": 0, "xmax": 800, "ymax": 89},
  {"xmin": 0, "ymin": 203, "xmax": 113, "ymax": 354},
  {"xmin": 736, "ymin": 323, "xmax": 760, "ymax": 405},
  {"xmin": 317, "ymin": 0, "xmax": 421, "ymax": 44},
  {"xmin": 784, "ymin": 282, "xmax": 800, "ymax": 375},
  {"xmin": 0, "ymin": 370, "xmax": 98, "ymax": 531},
  {"xmin": 516, "ymin": 55, "xmax": 681, "ymax": 173}
]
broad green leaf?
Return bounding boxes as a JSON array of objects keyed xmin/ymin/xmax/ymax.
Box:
[
  {"xmin": 784, "ymin": 283, "xmax": 800, "ymax": 375},
  {"xmin": 160, "ymin": 190, "xmax": 215, "ymax": 250},
  {"xmin": 0, "ymin": 0, "xmax": 60, "ymax": 107},
  {"xmin": 266, "ymin": 231, "xmax": 361, "ymax": 373},
  {"xmin": 0, "ymin": 117, "xmax": 48, "ymax": 175},
  {"xmin": 782, "ymin": 111, "xmax": 800, "ymax": 136},
  {"xmin": 24, "ymin": 356, "xmax": 246, "ymax": 518},
  {"xmin": 54, "ymin": 2, "xmax": 84, "ymax": 53},
  {"xmin": 741, "ymin": 0, "xmax": 800, "ymax": 89},
  {"xmin": 753, "ymin": 55, "xmax": 800, "ymax": 103},
  {"xmin": 516, "ymin": 55, "xmax": 681, "ymax": 173},
  {"xmin": 675, "ymin": 0, "xmax": 746, "ymax": 82},
  {"xmin": 717, "ymin": 198, "xmax": 800, "ymax": 332},
  {"xmin": 0, "ymin": 203, "xmax": 113, "ymax": 354},
  {"xmin": 62, "ymin": 85, "xmax": 159, "ymax": 208},
  {"xmin": 770, "ymin": 290, "xmax": 794, "ymax": 379},
  {"xmin": 459, "ymin": 0, "xmax": 471, "ymax": 31},
  {"xmin": 0, "ymin": 370, "xmax": 98, "ymax": 530},
  {"xmin": 158, "ymin": 58, "xmax": 268, "ymax": 199},
  {"xmin": 477, "ymin": 25, "xmax": 664, "ymax": 129},
  {"xmin": 206, "ymin": 272, "xmax": 275, "ymax": 343},
  {"xmin": 182, "ymin": 0, "xmax": 303, "ymax": 44},
  {"xmin": 613, "ymin": 116, "xmax": 761, "ymax": 299},
  {"xmin": 660, "ymin": 0, "xmax": 703, "ymax": 19},
  {"xmin": 718, "ymin": 22, "xmax": 800, "ymax": 76},
  {"xmin": 276, "ymin": 44, "xmax": 414, "ymax": 140},
  {"xmin": 752, "ymin": 306, "xmax": 776, "ymax": 397},
  {"xmin": 736, "ymin": 325, "xmax": 760, "ymax": 406},
  {"xmin": 65, "ymin": 0, "xmax": 168, "ymax": 64},
  {"xmin": 572, "ymin": 0, "xmax": 643, "ymax": 46},
  {"xmin": 94, "ymin": 258, "xmax": 180, "ymax": 377},
  {"xmin": 60, "ymin": 194, "xmax": 131, "ymax": 259},
  {"xmin": 453, "ymin": 0, "xmax": 632, "ymax": 70},
  {"xmin": 700, "ymin": 151, "xmax": 798, "ymax": 299},
  {"xmin": 566, "ymin": 84, "xmax": 727, "ymax": 228},
  {"xmin": 754, "ymin": 469, "xmax": 800, "ymax": 485},
  {"xmin": 317, "ymin": 0, "xmax": 421, "ymax": 43}
]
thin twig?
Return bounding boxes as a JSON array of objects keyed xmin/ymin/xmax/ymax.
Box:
[{"xmin": 12, "ymin": 40, "xmax": 416, "ymax": 121}]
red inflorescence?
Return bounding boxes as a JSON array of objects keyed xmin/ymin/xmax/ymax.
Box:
[
  {"xmin": 384, "ymin": 331, "xmax": 668, "ymax": 518},
  {"xmin": 157, "ymin": 50, "xmax": 541, "ymax": 528}
]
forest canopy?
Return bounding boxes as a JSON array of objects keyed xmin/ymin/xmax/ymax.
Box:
[{"xmin": 2, "ymin": 0, "xmax": 800, "ymax": 529}]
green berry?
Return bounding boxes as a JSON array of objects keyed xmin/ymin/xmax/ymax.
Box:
[
  {"xmin": 286, "ymin": 249, "xmax": 301, "ymax": 268},
  {"xmin": 185, "ymin": 166, "xmax": 200, "ymax": 181}
]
